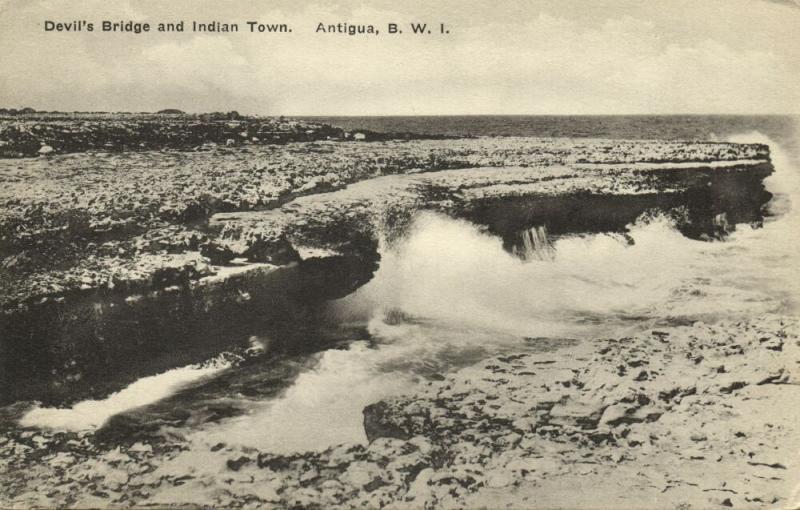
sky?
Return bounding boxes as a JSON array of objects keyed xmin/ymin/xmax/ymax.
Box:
[{"xmin": 0, "ymin": 0, "xmax": 798, "ymax": 115}]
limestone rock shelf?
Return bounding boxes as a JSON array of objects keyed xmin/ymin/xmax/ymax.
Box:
[{"xmin": 0, "ymin": 138, "xmax": 773, "ymax": 404}]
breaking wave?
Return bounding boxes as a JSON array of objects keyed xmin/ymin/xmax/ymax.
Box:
[{"xmin": 336, "ymin": 132, "xmax": 799, "ymax": 339}]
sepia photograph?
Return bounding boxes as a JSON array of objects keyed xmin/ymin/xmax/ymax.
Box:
[{"xmin": 0, "ymin": 0, "xmax": 799, "ymax": 508}]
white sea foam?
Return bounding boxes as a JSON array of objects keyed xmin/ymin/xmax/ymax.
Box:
[
  {"xmin": 19, "ymin": 356, "xmax": 232, "ymax": 431},
  {"xmin": 341, "ymin": 211, "xmax": 708, "ymax": 338},
  {"xmin": 198, "ymin": 341, "xmax": 414, "ymax": 453}
]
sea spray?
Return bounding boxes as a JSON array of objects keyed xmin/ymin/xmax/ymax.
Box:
[
  {"xmin": 336, "ymin": 211, "xmax": 710, "ymax": 339},
  {"xmin": 19, "ymin": 353, "xmax": 237, "ymax": 431},
  {"xmin": 718, "ymin": 131, "xmax": 800, "ymax": 313},
  {"xmin": 197, "ymin": 342, "xmax": 415, "ymax": 453}
]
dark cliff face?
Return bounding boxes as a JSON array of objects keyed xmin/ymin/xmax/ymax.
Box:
[
  {"xmin": 1, "ymin": 254, "xmax": 379, "ymax": 405},
  {"xmin": 470, "ymin": 164, "xmax": 775, "ymax": 253}
]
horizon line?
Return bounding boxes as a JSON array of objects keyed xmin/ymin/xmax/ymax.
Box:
[{"xmin": 3, "ymin": 109, "xmax": 799, "ymax": 117}]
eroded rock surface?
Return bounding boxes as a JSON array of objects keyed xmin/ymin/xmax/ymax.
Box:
[
  {"xmin": 1, "ymin": 316, "xmax": 796, "ymax": 509},
  {"xmin": 0, "ymin": 138, "xmax": 770, "ymax": 310},
  {"xmin": 0, "ymin": 138, "xmax": 773, "ymax": 403},
  {"xmin": 361, "ymin": 316, "xmax": 800, "ymax": 509},
  {"xmin": 0, "ymin": 112, "xmax": 439, "ymax": 158}
]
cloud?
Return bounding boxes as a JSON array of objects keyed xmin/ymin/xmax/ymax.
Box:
[{"xmin": 0, "ymin": 0, "xmax": 798, "ymax": 114}]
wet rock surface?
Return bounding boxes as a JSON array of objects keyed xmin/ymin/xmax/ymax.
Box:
[
  {"xmin": 362, "ymin": 316, "xmax": 800, "ymax": 509},
  {"xmin": 1, "ymin": 315, "xmax": 797, "ymax": 508}
]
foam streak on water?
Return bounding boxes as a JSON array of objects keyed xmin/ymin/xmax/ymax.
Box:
[{"xmin": 19, "ymin": 356, "xmax": 233, "ymax": 431}]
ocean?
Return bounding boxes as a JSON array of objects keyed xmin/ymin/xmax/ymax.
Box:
[{"xmin": 310, "ymin": 114, "xmax": 798, "ymax": 150}]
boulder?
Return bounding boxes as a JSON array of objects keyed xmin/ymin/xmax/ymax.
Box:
[{"xmin": 363, "ymin": 402, "xmax": 414, "ymax": 442}]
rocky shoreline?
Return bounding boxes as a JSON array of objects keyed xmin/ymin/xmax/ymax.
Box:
[
  {"xmin": 1, "ymin": 315, "xmax": 797, "ymax": 509},
  {"xmin": 0, "ymin": 126, "xmax": 795, "ymax": 509},
  {"xmin": 1, "ymin": 138, "xmax": 770, "ymax": 311},
  {"xmin": 0, "ymin": 137, "xmax": 774, "ymax": 404}
]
